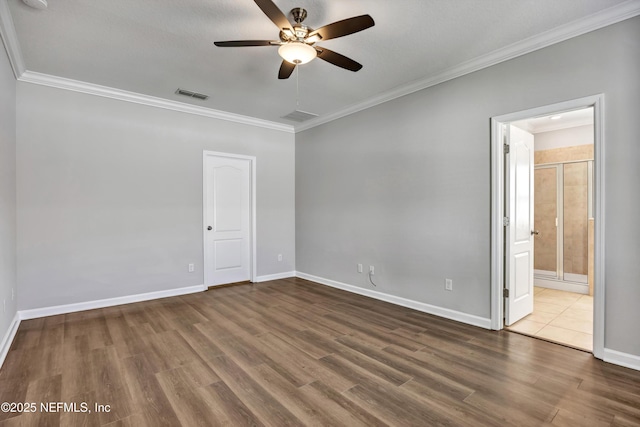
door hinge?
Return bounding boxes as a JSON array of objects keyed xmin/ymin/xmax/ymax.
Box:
[
  {"xmin": 503, "ymin": 288, "xmax": 509, "ymax": 298},
  {"xmin": 503, "ymin": 217, "xmax": 510, "ymax": 226},
  {"xmin": 503, "ymin": 143, "xmax": 510, "ymax": 154}
]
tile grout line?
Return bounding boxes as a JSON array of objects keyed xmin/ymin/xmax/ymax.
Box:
[{"xmin": 508, "ymin": 287, "xmax": 593, "ymax": 351}]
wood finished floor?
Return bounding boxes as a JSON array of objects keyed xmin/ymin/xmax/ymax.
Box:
[{"xmin": 1, "ymin": 278, "xmax": 639, "ymax": 426}]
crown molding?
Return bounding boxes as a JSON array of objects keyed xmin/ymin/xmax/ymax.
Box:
[
  {"xmin": 0, "ymin": 0, "xmax": 26, "ymax": 78},
  {"xmin": 18, "ymin": 71, "xmax": 295, "ymax": 133},
  {"xmin": 4, "ymin": 0, "xmax": 639, "ymax": 133},
  {"xmin": 294, "ymin": 0, "xmax": 640, "ymax": 132}
]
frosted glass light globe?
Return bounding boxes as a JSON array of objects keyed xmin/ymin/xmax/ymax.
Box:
[{"xmin": 278, "ymin": 42, "xmax": 317, "ymax": 65}]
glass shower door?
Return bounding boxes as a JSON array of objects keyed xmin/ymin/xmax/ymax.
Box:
[
  {"xmin": 563, "ymin": 162, "xmax": 590, "ymax": 283},
  {"xmin": 534, "ymin": 165, "xmax": 558, "ymax": 278},
  {"xmin": 534, "ymin": 161, "xmax": 592, "ymax": 285}
]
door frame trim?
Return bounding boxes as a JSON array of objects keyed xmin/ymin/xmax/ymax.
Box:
[
  {"xmin": 490, "ymin": 94, "xmax": 605, "ymax": 359},
  {"xmin": 202, "ymin": 151, "xmax": 257, "ymax": 286}
]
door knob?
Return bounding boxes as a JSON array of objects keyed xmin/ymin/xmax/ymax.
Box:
[
  {"xmin": 207, "ymin": 226, "xmax": 212, "ymax": 231},
  {"xmin": 531, "ymin": 230, "xmax": 539, "ymax": 236}
]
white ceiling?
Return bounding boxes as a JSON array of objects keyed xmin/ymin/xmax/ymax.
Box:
[
  {"xmin": 4, "ymin": 0, "xmax": 638, "ymax": 129},
  {"xmin": 513, "ymin": 107, "xmax": 594, "ymax": 134}
]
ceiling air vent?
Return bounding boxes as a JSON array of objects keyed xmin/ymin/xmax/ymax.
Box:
[
  {"xmin": 175, "ymin": 88, "xmax": 209, "ymax": 101},
  {"xmin": 281, "ymin": 110, "xmax": 318, "ymax": 122}
]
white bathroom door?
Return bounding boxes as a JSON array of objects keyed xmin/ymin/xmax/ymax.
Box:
[
  {"xmin": 203, "ymin": 153, "xmax": 253, "ymax": 287},
  {"xmin": 505, "ymin": 125, "xmax": 535, "ymax": 325}
]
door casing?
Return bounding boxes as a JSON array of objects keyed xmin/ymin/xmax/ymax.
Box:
[
  {"xmin": 203, "ymin": 150, "xmax": 257, "ymax": 286},
  {"xmin": 490, "ymin": 94, "xmax": 605, "ymax": 359}
]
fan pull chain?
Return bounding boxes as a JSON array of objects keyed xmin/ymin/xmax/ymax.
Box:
[{"xmin": 296, "ymin": 66, "xmax": 300, "ymax": 109}]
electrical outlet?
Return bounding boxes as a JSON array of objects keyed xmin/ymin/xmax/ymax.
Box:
[
  {"xmin": 445, "ymin": 278, "xmax": 453, "ymax": 291},
  {"xmin": 278, "ymin": 254, "xmax": 283, "ymax": 262},
  {"xmin": 369, "ymin": 265, "xmax": 375, "ymax": 275},
  {"xmin": 357, "ymin": 263, "xmax": 363, "ymax": 273},
  {"xmin": 188, "ymin": 263, "xmax": 195, "ymax": 273}
]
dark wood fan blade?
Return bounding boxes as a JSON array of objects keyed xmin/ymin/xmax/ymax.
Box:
[
  {"xmin": 214, "ymin": 40, "xmax": 277, "ymax": 47},
  {"xmin": 278, "ymin": 60, "xmax": 296, "ymax": 79},
  {"xmin": 308, "ymin": 15, "xmax": 374, "ymax": 41},
  {"xmin": 254, "ymin": 0, "xmax": 293, "ymax": 31},
  {"xmin": 315, "ymin": 47, "xmax": 362, "ymax": 72}
]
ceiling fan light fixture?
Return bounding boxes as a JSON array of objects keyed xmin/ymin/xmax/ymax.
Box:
[
  {"xmin": 278, "ymin": 42, "xmax": 317, "ymax": 65},
  {"xmin": 213, "ymin": 1, "xmax": 375, "ymax": 79}
]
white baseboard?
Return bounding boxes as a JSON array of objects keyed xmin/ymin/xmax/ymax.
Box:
[
  {"xmin": 0, "ymin": 312, "xmax": 21, "ymax": 369},
  {"xmin": 255, "ymin": 271, "xmax": 296, "ymax": 283},
  {"xmin": 4, "ymin": 277, "xmax": 639, "ymax": 374},
  {"xmin": 19, "ymin": 284, "xmax": 207, "ymax": 320},
  {"xmin": 296, "ymin": 272, "xmax": 492, "ymax": 329},
  {"xmin": 603, "ymin": 348, "xmax": 640, "ymax": 371}
]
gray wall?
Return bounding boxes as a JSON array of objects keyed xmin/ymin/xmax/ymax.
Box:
[
  {"xmin": 0, "ymin": 43, "xmax": 17, "ymax": 340},
  {"xmin": 296, "ymin": 17, "xmax": 640, "ymax": 356},
  {"xmin": 17, "ymin": 84, "xmax": 295, "ymax": 310}
]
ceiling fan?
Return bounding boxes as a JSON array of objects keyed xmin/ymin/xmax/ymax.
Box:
[{"xmin": 214, "ymin": 0, "xmax": 375, "ymax": 79}]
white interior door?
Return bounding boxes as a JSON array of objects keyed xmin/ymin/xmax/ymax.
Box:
[
  {"xmin": 505, "ymin": 125, "xmax": 535, "ymax": 325},
  {"xmin": 204, "ymin": 153, "xmax": 252, "ymax": 287}
]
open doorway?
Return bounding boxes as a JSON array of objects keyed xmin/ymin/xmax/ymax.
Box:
[
  {"xmin": 490, "ymin": 95, "xmax": 605, "ymax": 359},
  {"xmin": 507, "ymin": 108, "xmax": 594, "ymax": 351}
]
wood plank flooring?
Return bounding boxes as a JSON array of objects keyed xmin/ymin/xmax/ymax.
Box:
[{"xmin": 1, "ymin": 278, "xmax": 639, "ymax": 426}]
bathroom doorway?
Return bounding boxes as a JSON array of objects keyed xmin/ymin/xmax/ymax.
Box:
[
  {"xmin": 507, "ymin": 107, "xmax": 595, "ymax": 351},
  {"xmin": 491, "ymin": 95, "xmax": 605, "ymax": 358}
]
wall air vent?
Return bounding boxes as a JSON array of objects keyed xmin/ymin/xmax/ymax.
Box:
[
  {"xmin": 175, "ymin": 88, "xmax": 209, "ymax": 101},
  {"xmin": 281, "ymin": 110, "xmax": 318, "ymax": 122}
]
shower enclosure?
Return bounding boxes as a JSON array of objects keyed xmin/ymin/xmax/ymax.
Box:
[{"xmin": 534, "ymin": 159, "xmax": 593, "ymax": 294}]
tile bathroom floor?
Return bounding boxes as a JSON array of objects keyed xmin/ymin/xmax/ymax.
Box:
[{"xmin": 507, "ymin": 287, "xmax": 593, "ymax": 351}]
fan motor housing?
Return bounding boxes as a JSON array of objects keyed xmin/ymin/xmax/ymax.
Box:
[
  {"xmin": 291, "ymin": 8, "xmax": 307, "ymax": 24},
  {"xmin": 280, "ymin": 25, "xmax": 311, "ymax": 42}
]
